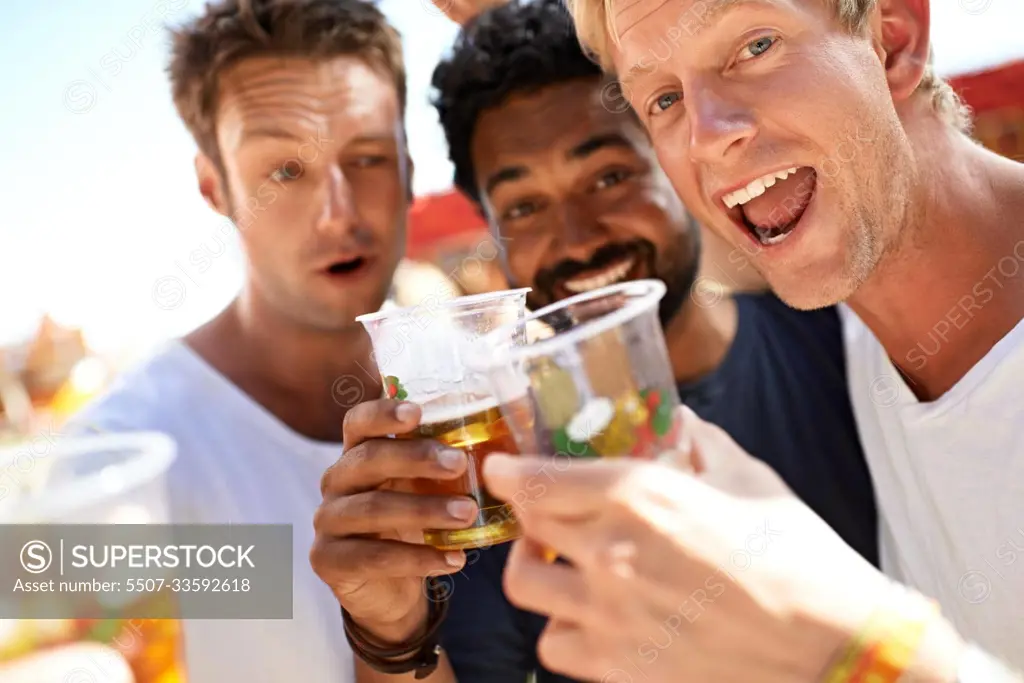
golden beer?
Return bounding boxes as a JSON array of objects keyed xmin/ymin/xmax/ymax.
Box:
[
  {"xmin": 395, "ymin": 396, "xmax": 524, "ymax": 550},
  {"xmin": 0, "ymin": 590, "xmax": 188, "ymax": 683}
]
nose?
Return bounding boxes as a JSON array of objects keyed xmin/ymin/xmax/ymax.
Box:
[
  {"xmin": 687, "ymin": 77, "xmax": 757, "ymax": 164},
  {"xmin": 316, "ymin": 164, "xmax": 358, "ymax": 236},
  {"xmin": 554, "ymin": 199, "xmax": 609, "ymax": 261}
]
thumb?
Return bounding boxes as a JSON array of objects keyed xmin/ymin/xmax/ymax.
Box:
[
  {"xmin": 657, "ymin": 404, "xmax": 702, "ymax": 473},
  {"xmin": 669, "ymin": 405, "xmax": 793, "ymax": 499}
]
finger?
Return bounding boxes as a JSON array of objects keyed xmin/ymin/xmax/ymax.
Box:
[
  {"xmin": 502, "ymin": 537, "xmax": 589, "ymax": 623},
  {"xmin": 657, "ymin": 405, "xmax": 700, "ymax": 473},
  {"xmin": 511, "ymin": 508, "xmax": 602, "ymax": 571},
  {"xmin": 321, "ymin": 436, "xmax": 467, "ymax": 496},
  {"xmin": 314, "ymin": 490, "xmax": 479, "ymax": 536},
  {"xmin": 342, "ymin": 399, "xmax": 421, "ymax": 451},
  {"xmin": 309, "ymin": 536, "xmax": 465, "ymax": 584},
  {"xmin": 483, "ymin": 453, "xmax": 645, "ymax": 518},
  {"xmin": 536, "ymin": 620, "xmax": 610, "ymax": 683},
  {"xmin": 685, "ymin": 414, "xmax": 792, "ymax": 498}
]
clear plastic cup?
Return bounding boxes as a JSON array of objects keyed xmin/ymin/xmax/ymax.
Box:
[
  {"xmin": 480, "ymin": 280, "xmax": 682, "ymax": 462},
  {"xmin": 0, "ymin": 431, "xmax": 187, "ymax": 683},
  {"xmin": 356, "ymin": 288, "xmax": 531, "ymax": 550}
]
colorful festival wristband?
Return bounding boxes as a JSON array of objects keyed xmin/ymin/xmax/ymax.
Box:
[{"xmin": 821, "ymin": 586, "xmax": 940, "ymax": 683}]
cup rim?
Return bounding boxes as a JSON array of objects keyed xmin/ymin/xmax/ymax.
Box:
[
  {"xmin": 0, "ymin": 431, "xmax": 177, "ymax": 523},
  {"xmin": 483, "ymin": 279, "xmax": 666, "ymax": 362},
  {"xmin": 355, "ymin": 287, "xmax": 533, "ymax": 326}
]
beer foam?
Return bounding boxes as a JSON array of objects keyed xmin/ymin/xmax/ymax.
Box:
[
  {"xmin": 374, "ymin": 317, "xmax": 484, "ymax": 388},
  {"xmin": 419, "ymin": 395, "xmax": 500, "ymax": 425}
]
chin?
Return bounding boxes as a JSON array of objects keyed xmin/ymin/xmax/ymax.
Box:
[
  {"xmin": 767, "ymin": 267, "xmax": 863, "ymax": 311},
  {"xmin": 299, "ymin": 299, "xmax": 381, "ymax": 332}
]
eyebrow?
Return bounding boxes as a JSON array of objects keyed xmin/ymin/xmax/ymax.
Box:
[
  {"xmin": 483, "ymin": 133, "xmax": 635, "ymax": 195},
  {"xmin": 239, "ymin": 126, "xmax": 306, "ymax": 143},
  {"xmin": 618, "ymin": 0, "xmax": 765, "ymax": 90},
  {"xmin": 239, "ymin": 129, "xmax": 394, "ymax": 148}
]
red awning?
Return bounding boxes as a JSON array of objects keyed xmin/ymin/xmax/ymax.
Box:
[{"xmin": 407, "ymin": 190, "xmax": 486, "ymax": 259}]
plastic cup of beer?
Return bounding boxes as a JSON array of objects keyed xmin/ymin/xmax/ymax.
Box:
[
  {"xmin": 0, "ymin": 431, "xmax": 186, "ymax": 683},
  {"xmin": 480, "ymin": 279, "xmax": 683, "ymax": 464},
  {"xmin": 356, "ymin": 288, "xmax": 531, "ymax": 551}
]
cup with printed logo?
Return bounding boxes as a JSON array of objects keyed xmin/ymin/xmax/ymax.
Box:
[{"xmin": 356, "ymin": 288, "xmax": 531, "ymax": 550}]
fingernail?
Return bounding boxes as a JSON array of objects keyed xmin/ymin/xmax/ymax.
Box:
[
  {"xmin": 482, "ymin": 453, "xmax": 518, "ymax": 478},
  {"xmin": 395, "ymin": 402, "xmax": 418, "ymax": 422},
  {"xmin": 445, "ymin": 551, "xmax": 465, "ymax": 567},
  {"xmin": 436, "ymin": 448, "xmax": 465, "ymax": 471},
  {"xmin": 447, "ymin": 498, "xmax": 476, "ymax": 521}
]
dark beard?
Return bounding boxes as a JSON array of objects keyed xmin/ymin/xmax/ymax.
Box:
[{"xmin": 529, "ymin": 236, "xmax": 700, "ymax": 329}]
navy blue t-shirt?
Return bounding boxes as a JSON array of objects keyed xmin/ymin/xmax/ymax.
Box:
[{"xmin": 440, "ymin": 293, "xmax": 879, "ymax": 682}]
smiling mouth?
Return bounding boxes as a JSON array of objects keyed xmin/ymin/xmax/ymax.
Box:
[
  {"xmin": 722, "ymin": 166, "xmax": 817, "ymax": 247},
  {"xmin": 562, "ymin": 256, "xmax": 637, "ymax": 293}
]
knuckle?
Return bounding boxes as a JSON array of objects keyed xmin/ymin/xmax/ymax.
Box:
[
  {"xmin": 312, "ymin": 503, "xmax": 327, "ymax": 532},
  {"xmin": 356, "ymin": 490, "xmax": 390, "ymax": 523},
  {"xmin": 606, "ymin": 486, "xmax": 639, "ymax": 519},
  {"xmin": 342, "ymin": 402, "xmax": 366, "ymax": 438},
  {"xmin": 413, "ymin": 495, "xmax": 445, "ymax": 523},
  {"xmin": 322, "ymin": 446, "xmax": 361, "ymax": 496},
  {"xmin": 319, "ymin": 460, "xmax": 340, "ymax": 497},
  {"xmin": 312, "ymin": 497, "xmax": 346, "ymax": 535},
  {"xmin": 415, "ymin": 439, "xmax": 441, "ymax": 463},
  {"xmin": 308, "ymin": 537, "xmax": 331, "ymax": 577},
  {"xmin": 361, "ymin": 540, "xmax": 396, "ymax": 573}
]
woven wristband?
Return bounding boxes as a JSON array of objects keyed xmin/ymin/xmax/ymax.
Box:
[{"xmin": 822, "ymin": 586, "xmax": 940, "ymax": 683}]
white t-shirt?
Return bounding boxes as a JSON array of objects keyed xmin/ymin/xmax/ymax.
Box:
[
  {"xmin": 839, "ymin": 305, "xmax": 1024, "ymax": 668},
  {"xmin": 68, "ymin": 340, "xmax": 354, "ymax": 683}
]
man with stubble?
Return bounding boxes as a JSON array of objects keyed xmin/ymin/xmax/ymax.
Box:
[{"xmin": 70, "ymin": 1, "xmax": 411, "ymax": 681}]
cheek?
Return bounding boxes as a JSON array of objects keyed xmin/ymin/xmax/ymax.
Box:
[
  {"xmin": 260, "ymin": 181, "xmax": 324, "ymax": 224},
  {"xmin": 350, "ymin": 168, "xmax": 405, "ymax": 228},
  {"xmin": 506, "ymin": 239, "xmax": 545, "ymax": 284}
]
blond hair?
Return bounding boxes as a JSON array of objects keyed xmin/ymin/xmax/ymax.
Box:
[{"xmin": 564, "ymin": 0, "xmax": 970, "ymax": 131}]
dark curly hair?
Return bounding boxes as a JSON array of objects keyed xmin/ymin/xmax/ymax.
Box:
[{"xmin": 430, "ymin": 0, "xmax": 608, "ymax": 203}]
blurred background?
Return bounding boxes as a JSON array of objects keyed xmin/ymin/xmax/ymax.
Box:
[{"xmin": 1, "ymin": 0, "xmax": 1023, "ymax": 434}]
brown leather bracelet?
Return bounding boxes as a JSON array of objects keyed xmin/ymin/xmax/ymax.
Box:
[{"xmin": 342, "ymin": 577, "xmax": 451, "ymax": 679}]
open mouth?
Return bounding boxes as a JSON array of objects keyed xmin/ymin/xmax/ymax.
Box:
[
  {"xmin": 722, "ymin": 166, "xmax": 817, "ymax": 247},
  {"xmin": 325, "ymin": 256, "xmax": 368, "ymax": 276},
  {"xmin": 562, "ymin": 255, "xmax": 637, "ymax": 294}
]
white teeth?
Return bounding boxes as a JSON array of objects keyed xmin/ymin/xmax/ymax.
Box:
[
  {"xmin": 746, "ymin": 178, "xmax": 766, "ymax": 199},
  {"xmin": 760, "ymin": 231, "xmax": 792, "ymax": 246},
  {"xmin": 723, "ymin": 167, "xmax": 803, "ymax": 209},
  {"xmin": 563, "ymin": 257, "xmax": 635, "ymax": 293}
]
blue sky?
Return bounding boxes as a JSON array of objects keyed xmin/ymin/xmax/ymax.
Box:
[{"xmin": 3, "ymin": 0, "xmax": 1023, "ymax": 358}]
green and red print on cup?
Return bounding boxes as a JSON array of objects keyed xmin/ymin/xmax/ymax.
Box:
[
  {"xmin": 531, "ymin": 356, "xmax": 681, "ymax": 459},
  {"xmin": 383, "ymin": 375, "xmax": 408, "ymax": 401}
]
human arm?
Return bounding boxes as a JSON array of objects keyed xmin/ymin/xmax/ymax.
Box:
[{"xmin": 481, "ymin": 406, "xmax": 1021, "ymax": 683}]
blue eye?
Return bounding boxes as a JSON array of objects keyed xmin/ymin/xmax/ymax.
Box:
[
  {"xmin": 741, "ymin": 36, "xmax": 776, "ymax": 60},
  {"xmin": 651, "ymin": 92, "xmax": 682, "ymax": 115},
  {"xmin": 270, "ymin": 162, "xmax": 302, "ymax": 181}
]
